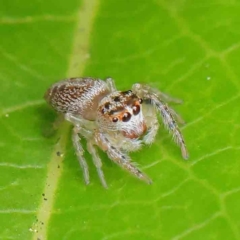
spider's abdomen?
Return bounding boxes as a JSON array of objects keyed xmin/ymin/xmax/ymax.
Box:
[{"xmin": 44, "ymin": 77, "xmax": 110, "ymax": 120}]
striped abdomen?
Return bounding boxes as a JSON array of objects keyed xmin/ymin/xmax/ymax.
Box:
[{"xmin": 44, "ymin": 77, "xmax": 110, "ymax": 120}]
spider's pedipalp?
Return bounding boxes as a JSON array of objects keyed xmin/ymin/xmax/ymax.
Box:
[
  {"xmin": 143, "ymin": 115, "xmax": 159, "ymax": 145},
  {"xmin": 132, "ymin": 83, "xmax": 189, "ymax": 159}
]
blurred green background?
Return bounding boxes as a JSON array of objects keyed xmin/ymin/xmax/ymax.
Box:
[{"xmin": 1, "ymin": 0, "xmax": 240, "ymax": 239}]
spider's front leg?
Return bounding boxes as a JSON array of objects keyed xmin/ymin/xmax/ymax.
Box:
[
  {"xmin": 132, "ymin": 83, "xmax": 189, "ymax": 159},
  {"xmin": 94, "ymin": 131, "xmax": 152, "ymax": 184}
]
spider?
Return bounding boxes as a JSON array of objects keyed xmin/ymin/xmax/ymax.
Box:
[{"xmin": 44, "ymin": 77, "xmax": 188, "ymax": 188}]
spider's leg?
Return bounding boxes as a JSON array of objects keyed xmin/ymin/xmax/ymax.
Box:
[
  {"xmin": 108, "ymin": 147, "xmax": 152, "ymax": 184},
  {"xmin": 72, "ymin": 126, "xmax": 90, "ymax": 185},
  {"xmin": 106, "ymin": 77, "xmax": 117, "ymax": 92},
  {"xmin": 132, "ymin": 83, "xmax": 189, "ymax": 159},
  {"xmin": 87, "ymin": 141, "xmax": 108, "ymax": 188},
  {"xmin": 169, "ymin": 107, "xmax": 185, "ymax": 125},
  {"xmin": 95, "ymin": 132, "xmax": 152, "ymax": 184},
  {"xmin": 158, "ymin": 91, "xmax": 183, "ymax": 104},
  {"xmin": 154, "ymin": 101, "xmax": 189, "ymax": 159}
]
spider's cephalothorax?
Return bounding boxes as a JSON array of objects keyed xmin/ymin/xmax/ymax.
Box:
[
  {"xmin": 97, "ymin": 90, "xmax": 146, "ymax": 139},
  {"xmin": 45, "ymin": 77, "xmax": 189, "ymax": 188}
]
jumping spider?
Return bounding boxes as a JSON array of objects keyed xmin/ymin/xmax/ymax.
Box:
[{"xmin": 45, "ymin": 77, "xmax": 188, "ymax": 188}]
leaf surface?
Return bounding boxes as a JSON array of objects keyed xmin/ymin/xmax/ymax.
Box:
[{"xmin": 0, "ymin": 0, "xmax": 240, "ymax": 239}]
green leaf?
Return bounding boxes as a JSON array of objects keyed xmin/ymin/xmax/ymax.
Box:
[{"xmin": 1, "ymin": 0, "xmax": 240, "ymax": 239}]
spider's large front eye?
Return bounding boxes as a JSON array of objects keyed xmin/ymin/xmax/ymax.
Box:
[
  {"xmin": 122, "ymin": 112, "xmax": 131, "ymax": 122},
  {"xmin": 132, "ymin": 105, "xmax": 140, "ymax": 115}
]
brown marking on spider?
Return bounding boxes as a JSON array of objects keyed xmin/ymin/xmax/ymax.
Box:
[{"xmin": 44, "ymin": 77, "xmax": 189, "ymax": 188}]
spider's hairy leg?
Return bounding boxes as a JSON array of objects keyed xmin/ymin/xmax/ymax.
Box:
[
  {"xmin": 65, "ymin": 113, "xmax": 95, "ymax": 139},
  {"xmin": 157, "ymin": 90, "xmax": 183, "ymax": 104},
  {"xmin": 72, "ymin": 125, "xmax": 90, "ymax": 185},
  {"xmin": 87, "ymin": 141, "xmax": 108, "ymax": 188},
  {"xmin": 108, "ymin": 147, "xmax": 153, "ymax": 184},
  {"xmin": 94, "ymin": 131, "xmax": 152, "ymax": 184},
  {"xmin": 169, "ymin": 108, "xmax": 185, "ymax": 125},
  {"xmin": 65, "ymin": 112, "xmax": 94, "ymax": 130},
  {"xmin": 106, "ymin": 77, "xmax": 117, "ymax": 92},
  {"xmin": 132, "ymin": 83, "xmax": 189, "ymax": 159}
]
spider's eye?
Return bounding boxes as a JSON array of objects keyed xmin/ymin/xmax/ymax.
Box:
[
  {"xmin": 112, "ymin": 117, "xmax": 118, "ymax": 122},
  {"xmin": 139, "ymin": 98, "xmax": 143, "ymax": 104},
  {"xmin": 114, "ymin": 96, "xmax": 120, "ymax": 102},
  {"xmin": 132, "ymin": 105, "xmax": 140, "ymax": 115},
  {"xmin": 122, "ymin": 112, "xmax": 131, "ymax": 122},
  {"xmin": 105, "ymin": 102, "xmax": 110, "ymax": 109},
  {"xmin": 122, "ymin": 90, "xmax": 132, "ymax": 95}
]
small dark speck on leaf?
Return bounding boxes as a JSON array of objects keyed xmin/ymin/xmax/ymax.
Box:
[
  {"xmin": 58, "ymin": 165, "xmax": 60, "ymax": 169},
  {"xmin": 42, "ymin": 193, "xmax": 45, "ymax": 197},
  {"xmin": 44, "ymin": 198, "xmax": 47, "ymax": 201},
  {"xmin": 56, "ymin": 151, "xmax": 64, "ymax": 157}
]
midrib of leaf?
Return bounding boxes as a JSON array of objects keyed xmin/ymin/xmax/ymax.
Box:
[{"xmin": 32, "ymin": 0, "xmax": 99, "ymax": 239}]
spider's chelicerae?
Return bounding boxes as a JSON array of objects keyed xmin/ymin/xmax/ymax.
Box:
[{"xmin": 45, "ymin": 77, "xmax": 188, "ymax": 188}]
